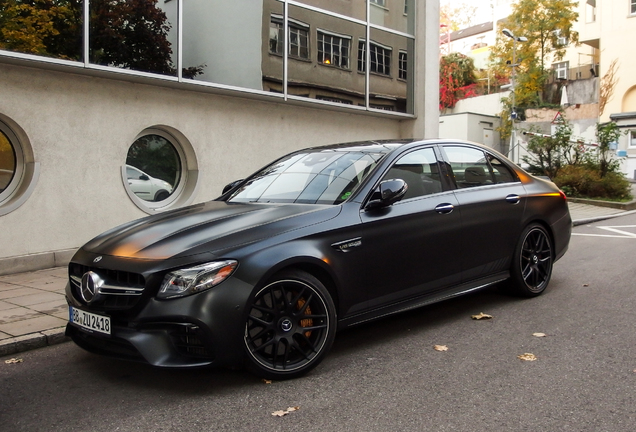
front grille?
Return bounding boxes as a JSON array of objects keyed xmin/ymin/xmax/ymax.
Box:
[{"xmin": 69, "ymin": 263, "xmax": 146, "ymax": 310}]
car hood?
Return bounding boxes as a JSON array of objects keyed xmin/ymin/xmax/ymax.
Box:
[{"xmin": 82, "ymin": 201, "xmax": 341, "ymax": 260}]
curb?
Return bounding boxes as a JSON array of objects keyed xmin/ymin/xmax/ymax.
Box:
[
  {"xmin": 572, "ymin": 209, "xmax": 636, "ymax": 226},
  {"xmin": 0, "ymin": 327, "xmax": 69, "ymax": 358}
]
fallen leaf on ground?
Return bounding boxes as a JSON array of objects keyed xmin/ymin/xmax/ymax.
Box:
[
  {"xmin": 434, "ymin": 345, "xmax": 448, "ymax": 352},
  {"xmin": 4, "ymin": 358, "xmax": 23, "ymax": 364},
  {"xmin": 533, "ymin": 333, "xmax": 547, "ymax": 337},
  {"xmin": 517, "ymin": 353, "xmax": 537, "ymax": 361},
  {"xmin": 272, "ymin": 407, "xmax": 300, "ymax": 417},
  {"xmin": 583, "ymin": 284, "xmax": 589, "ymax": 287},
  {"xmin": 471, "ymin": 312, "xmax": 493, "ymax": 320},
  {"xmin": 262, "ymin": 379, "xmax": 273, "ymax": 384}
]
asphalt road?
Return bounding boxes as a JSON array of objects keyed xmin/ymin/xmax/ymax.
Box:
[{"xmin": 2, "ymin": 214, "xmax": 636, "ymax": 431}]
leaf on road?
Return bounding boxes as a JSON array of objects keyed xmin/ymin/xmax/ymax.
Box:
[
  {"xmin": 533, "ymin": 333, "xmax": 547, "ymax": 337},
  {"xmin": 4, "ymin": 358, "xmax": 23, "ymax": 364},
  {"xmin": 583, "ymin": 284, "xmax": 589, "ymax": 287},
  {"xmin": 272, "ymin": 407, "xmax": 300, "ymax": 417},
  {"xmin": 471, "ymin": 312, "xmax": 493, "ymax": 320},
  {"xmin": 434, "ymin": 345, "xmax": 448, "ymax": 352},
  {"xmin": 262, "ymin": 379, "xmax": 273, "ymax": 384},
  {"xmin": 517, "ymin": 353, "xmax": 537, "ymax": 361}
]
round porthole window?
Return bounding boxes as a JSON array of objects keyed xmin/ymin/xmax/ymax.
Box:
[
  {"xmin": 122, "ymin": 127, "xmax": 199, "ymax": 213},
  {"xmin": 0, "ymin": 116, "xmax": 39, "ymax": 216}
]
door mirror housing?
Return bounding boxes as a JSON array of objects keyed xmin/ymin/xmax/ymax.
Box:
[
  {"xmin": 365, "ymin": 179, "xmax": 408, "ymax": 210},
  {"xmin": 222, "ymin": 179, "xmax": 244, "ymax": 195}
]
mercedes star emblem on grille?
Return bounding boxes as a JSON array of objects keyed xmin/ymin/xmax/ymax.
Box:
[
  {"xmin": 80, "ymin": 271, "xmax": 104, "ymax": 303},
  {"xmin": 93, "ymin": 256, "xmax": 103, "ymax": 263}
]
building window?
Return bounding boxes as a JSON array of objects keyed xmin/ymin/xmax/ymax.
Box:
[
  {"xmin": 371, "ymin": 0, "xmax": 386, "ymax": 6},
  {"xmin": 0, "ymin": 117, "xmax": 39, "ymax": 216},
  {"xmin": 555, "ymin": 61, "xmax": 569, "ymax": 79},
  {"xmin": 358, "ymin": 41, "xmax": 392, "ymax": 76},
  {"xmin": 554, "ymin": 30, "xmax": 568, "ymax": 47},
  {"xmin": 317, "ymin": 31, "xmax": 351, "ymax": 69},
  {"xmin": 630, "ymin": 131, "xmax": 636, "ymax": 147},
  {"xmin": 269, "ymin": 15, "xmax": 309, "ymax": 60},
  {"xmin": 122, "ymin": 127, "xmax": 198, "ymax": 214},
  {"xmin": 631, "ymin": 0, "xmax": 636, "ymax": 15},
  {"xmin": 398, "ymin": 51, "xmax": 407, "ymax": 80}
]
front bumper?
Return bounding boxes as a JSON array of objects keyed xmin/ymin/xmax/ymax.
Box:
[{"xmin": 65, "ymin": 276, "xmax": 254, "ymax": 368}]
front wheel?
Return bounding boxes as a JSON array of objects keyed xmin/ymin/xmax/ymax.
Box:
[
  {"xmin": 244, "ymin": 270, "xmax": 336, "ymax": 380},
  {"xmin": 507, "ymin": 224, "xmax": 554, "ymax": 297}
]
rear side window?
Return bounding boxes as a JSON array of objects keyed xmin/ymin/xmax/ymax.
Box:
[{"xmin": 443, "ymin": 146, "xmax": 517, "ymax": 188}]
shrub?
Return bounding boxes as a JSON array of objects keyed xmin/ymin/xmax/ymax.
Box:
[{"xmin": 553, "ymin": 165, "xmax": 632, "ymax": 200}]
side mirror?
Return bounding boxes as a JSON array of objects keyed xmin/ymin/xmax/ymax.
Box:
[
  {"xmin": 365, "ymin": 179, "xmax": 407, "ymax": 210},
  {"xmin": 139, "ymin": 175, "xmax": 150, "ymax": 181},
  {"xmin": 222, "ymin": 179, "xmax": 244, "ymax": 195}
]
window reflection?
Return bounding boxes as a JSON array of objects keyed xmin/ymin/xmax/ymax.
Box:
[
  {"xmin": 0, "ymin": 130, "xmax": 16, "ymax": 193},
  {"xmin": 1, "ymin": 0, "xmax": 416, "ymax": 114},
  {"xmin": 126, "ymin": 135, "xmax": 181, "ymax": 202},
  {"xmin": 0, "ymin": 0, "xmax": 83, "ymax": 61}
]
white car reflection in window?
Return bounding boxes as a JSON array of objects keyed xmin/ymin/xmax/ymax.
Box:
[{"xmin": 126, "ymin": 165, "xmax": 173, "ymax": 202}]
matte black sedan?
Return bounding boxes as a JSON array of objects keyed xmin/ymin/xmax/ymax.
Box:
[{"xmin": 65, "ymin": 139, "xmax": 571, "ymax": 379}]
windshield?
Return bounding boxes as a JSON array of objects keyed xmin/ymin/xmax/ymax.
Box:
[{"xmin": 228, "ymin": 151, "xmax": 385, "ymax": 204}]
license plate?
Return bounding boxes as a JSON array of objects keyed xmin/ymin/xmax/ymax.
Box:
[{"xmin": 69, "ymin": 306, "xmax": 111, "ymax": 335}]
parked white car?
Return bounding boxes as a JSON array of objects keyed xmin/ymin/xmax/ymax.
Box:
[{"xmin": 126, "ymin": 165, "xmax": 173, "ymax": 202}]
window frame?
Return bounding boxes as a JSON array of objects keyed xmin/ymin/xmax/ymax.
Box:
[
  {"xmin": 317, "ymin": 29, "xmax": 351, "ymax": 69},
  {"xmin": 398, "ymin": 50, "xmax": 407, "ymax": 80},
  {"xmin": 269, "ymin": 15, "xmax": 310, "ymax": 60},
  {"xmin": 358, "ymin": 40, "xmax": 392, "ymax": 76},
  {"xmin": 555, "ymin": 61, "xmax": 569, "ymax": 80},
  {"xmin": 629, "ymin": 130, "xmax": 636, "ymax": 147},
  {"xmin": 631, "ymin": 0, "xmax": 636, "ymax": 15},
  {"xmin": 0, "ymin": 117, "xmax": 40, "ymax": 217},
  {"xmin": 121, "ymin": 127, "xmax": 199, "ymax": 214}
]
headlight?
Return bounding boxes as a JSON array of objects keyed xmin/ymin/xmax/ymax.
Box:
[{"xmin": 158, "ymin": 260, "xmax": 237, "ymax": 299}]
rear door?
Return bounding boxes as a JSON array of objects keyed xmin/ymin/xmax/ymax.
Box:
[{"xmin": 440, "ymin": 144, "xmax": 526, "ymax": 282}]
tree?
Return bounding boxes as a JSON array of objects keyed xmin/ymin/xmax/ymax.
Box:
[
  {"xmin": 0, "ymin": 0, "xmax": 81, "ymax": 59},
  {"xmin": 489, "ymin": 0, "xmax": 579, "ymax": 107},
  {"xmin": 0, "ymin": 0, "xmax": 203, "ymax": 77},
  {"xmin": 440, "ymin": 1, "xmax": 479, "ymax": 32},
  {"xmin": 595, "ymin": 122, "xmax": 622, "ymax": 178},
  {"xmin": 439, "ymin": 53, "xmax": 477, "ymax": 111}
]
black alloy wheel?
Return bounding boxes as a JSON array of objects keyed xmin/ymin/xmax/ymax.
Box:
[
  {"xmin": 508, "ymin": 224, "xmax": 553, "ymax": 297},
  {"xmin": 244, "ymin": 270, "xmax": 336, "ymax": 380}
]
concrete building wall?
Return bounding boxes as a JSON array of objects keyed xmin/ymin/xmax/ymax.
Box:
[{"xmin": 0, "ymin": 1, "xmax": 437, "ymax": 273}]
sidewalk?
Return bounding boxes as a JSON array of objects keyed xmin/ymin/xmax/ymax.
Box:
[{"xmin": 1, "ymin": 201, "xmax": 635, "ymax": 358}]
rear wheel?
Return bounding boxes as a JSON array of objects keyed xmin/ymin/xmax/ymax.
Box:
[
  {"xmin": 507, "ymin": 224, "xmax": 553, "ymax": 297},
  {"xmin": 244, "ymin": 270, "xmax": 336, "ymax": 380}
]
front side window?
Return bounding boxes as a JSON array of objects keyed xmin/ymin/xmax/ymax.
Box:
[
  {"xmin": 318, "ymin": 31, "xmax": 351, "ymax": 69},
  {"xmin": 381, "ymin": 148, "xmax": 442, "ymax": 199},
  {"xmin": 229, "ymin": 151, "xmax": 386, "ymax": 204},
  {"xmin": 358, "ymin": 41, "xmax": 392, "ymax": 76}
]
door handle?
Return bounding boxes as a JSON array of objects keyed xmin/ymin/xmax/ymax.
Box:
[
  {"xmin": 506, "ymin": 194, "xmax": 520, "ymax": 204},
  {"xmin": 435, "ymin": 203, "xmax": 454, "ymax": 214}
]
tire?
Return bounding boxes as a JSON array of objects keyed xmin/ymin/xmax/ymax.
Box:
[
  {"xmin": 507, "ymin": 223, "xmax": 554, "ymax": 297},
  {"xmin": 154, "ymin": 190, "xmax": 170, "ymax": 202},
  {"xmin": 244, "ymin": 270, "xmax": 336, "ymax": 380}
]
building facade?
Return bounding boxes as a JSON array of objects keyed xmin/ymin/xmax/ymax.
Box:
[
  {"xmin": 0, "ymin": 0, "xmax": 440, "ymax": 274},
  {"xmin": 578, "ymin": 0, "xmax": 636, "ymax": 178}
]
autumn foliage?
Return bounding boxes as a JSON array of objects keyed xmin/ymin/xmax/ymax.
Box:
[{"xmin": 439, "ymin": 53, "xmax": 477, "ymax": 111}]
